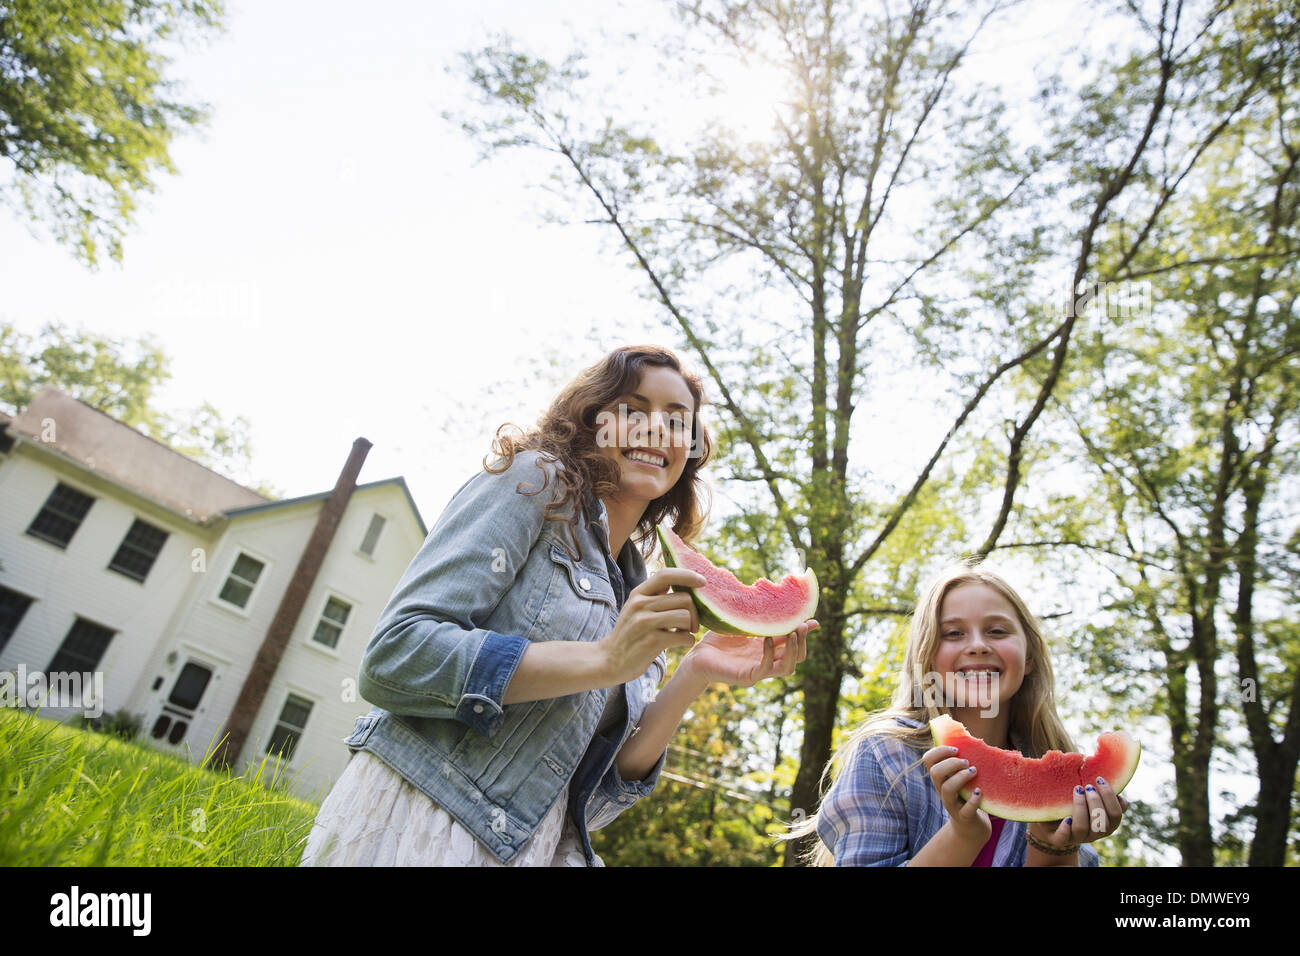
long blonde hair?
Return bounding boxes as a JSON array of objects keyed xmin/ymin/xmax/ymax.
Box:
[{"xmin": 790, "ymin": 564, "xmax": 1077, "ymax": 866}]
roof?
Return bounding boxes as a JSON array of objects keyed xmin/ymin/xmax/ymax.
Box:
[
  {"xmin": 3, "ymin": 388, "xmax": 425, "ymax": 534},
  {"xmin": 225, "ymin": 477, "xmax": 427, "ymax": 536},
  {"xmin": 7, "ymin": 387, "xmax": 270, "ymax": 521}
]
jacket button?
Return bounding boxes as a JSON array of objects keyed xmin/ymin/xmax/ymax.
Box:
[
  {"xmin": 618, "ymin": 795, "xmax": 631, "ymax": 803},
  {"xmin": 579, "ymin": 577, "xmax": 591, "ymax": 591},
  {"xmin": 473, "ymin": 703, "xmax": 484, "ymax": 714}
]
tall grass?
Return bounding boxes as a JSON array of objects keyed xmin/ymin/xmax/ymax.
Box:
[{"xmin": 0, "ymin": 708, "xmax": 321, "ymax": 866}]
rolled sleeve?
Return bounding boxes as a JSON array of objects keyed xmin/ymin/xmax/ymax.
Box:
[
  {"xmin": 357, "ymin": 451, "xmax": 560, "ymax": 738},
  {"xmin": 451, "ymin": 630, "xmax": 531, "ymax": 737},
  {"xmin": 817, "ymin": 737, "xmax": 914, "ymax": 867}
]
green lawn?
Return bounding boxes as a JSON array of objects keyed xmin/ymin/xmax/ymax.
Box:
[{"xmin": 0, "ymin": 707, "xmax": 320, "ymax": 866}]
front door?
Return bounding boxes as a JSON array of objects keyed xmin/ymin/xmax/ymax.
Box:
[{"xmin": 149, "ymin": 660, "xmax": 214, "ymax": 746}]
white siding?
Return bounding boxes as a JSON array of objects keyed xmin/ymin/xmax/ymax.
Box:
[
  {"xmin": 1, "ymin": 440, "xmax": 424, "ymax": 804},
  {"xmin": 0, "ymin": 447, "xmax": 215, "ymax": 720}
]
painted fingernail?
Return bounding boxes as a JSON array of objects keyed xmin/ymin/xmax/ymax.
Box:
[
  {"xmin": 1065, "ymin": 817, "xmax": 1072, "ymax": 825},
  {"xmin": 968, "ymin": 766, "xmax": 977, "ymax": 774},
  {"xmin": 1086, "ymin": 785, "xmax": 1095, "ymax": 792},
  {"xmin": 1096, "ymin": 777, "xmax": 1106, "ymax": 785},
  {"xmin": 1075, "ymin": 786, "xmax": 1083, "ymax": 794},
  {"xmin": 973, "ymin": 789, "xmax": 981, "ymax": 796}
]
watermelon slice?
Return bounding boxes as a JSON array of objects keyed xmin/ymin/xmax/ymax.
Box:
[
  {"xmin": 656, "ymin": 525, "xmax": 819, "ymax": 637},
  {"xmin": 929, "ymin": 715, "xmax": 1141, "ymax": 822}
]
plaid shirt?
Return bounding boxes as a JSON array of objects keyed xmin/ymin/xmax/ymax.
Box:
[{"xmin": 816, "ymin": 717, "xmax": 1101, "ymax": 867}]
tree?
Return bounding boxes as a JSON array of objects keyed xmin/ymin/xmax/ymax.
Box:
[
  {"xmin": 987, "ymin": 0, "xmax": 1299, "ymax": 866},
  {"xmin": 0, "ymin": 0, "xmax": 226, "ymax": 266},
  {"xmin": 452, "ymin": 0, "xmax": 1257, "ymax": 864},
  {"xmin": 1, "ymin": 318, "xmax": 280, "ymax": 496}
]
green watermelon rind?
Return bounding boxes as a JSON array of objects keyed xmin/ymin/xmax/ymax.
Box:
[
  {"xmin": 929, "ymin": 715, "xmax": 1142, "ymax": 823},
  {"xmin": 656, "ymin": 525, "xmax": 819, "ymax": 638}
]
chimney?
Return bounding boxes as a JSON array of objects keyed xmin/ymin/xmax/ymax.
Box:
[{"xmin": 207, "ymin": 437, "xmax": 372, "ymax": 772}]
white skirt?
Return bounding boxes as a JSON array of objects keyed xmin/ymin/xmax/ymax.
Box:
[{"xmin": 298, "ymin": 750, "xmax": 596, "ymax": 867}]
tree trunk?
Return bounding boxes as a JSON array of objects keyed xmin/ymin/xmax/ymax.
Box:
[
  {"xmin": 1248, "ymin": 752, "xmax": 1292, "ymax": 867},
  {"xmin": 1172, "ymin": 731, "xmax": 1217, "ymax": 866},
  {"xmin": 783, "ymin": 613, "xmax": 844, "ymax": 866}
]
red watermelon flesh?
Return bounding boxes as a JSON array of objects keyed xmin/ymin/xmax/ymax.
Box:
[
  {"xmin": 929, "ymin": 715, "xmax": 1141, "ymax": 822},
  {"xmin": 656, "ymin": 525, "xmax": 818, "ymax": 637}
]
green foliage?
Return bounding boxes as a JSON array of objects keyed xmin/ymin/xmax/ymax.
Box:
[
  {"xmin": 0, "ymin": 318, "xmax": 281, "ymax": 495},
  {"xmin": 0, "ymin": 0, "xmax": 227, "ymax": 265},
  {"xmin": 592, "ymin": 665, "xmax": 790, "ymax": 866},
  {"xmin": 73, "ymin": 707, "xmax": 144, "ymax": 743},
  {"xmin": 0, "ymin": 317, "xmax": 168, "ymax": 427},
  {"xmin": 0, "ymin": 708, "xmax": 316, "ymax": 866},
  {"xmin": 1002, "ymin": 30, "xmax": 1300, "ymax": 862},
  {"xmin": 1094, "ymin": 793, "xmax": 1176, "ymax": 867}
]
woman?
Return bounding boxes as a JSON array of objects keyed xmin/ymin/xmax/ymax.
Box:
[{"xmin": 300, "ymin": 345, "xmax": 815, "ymax": 866}]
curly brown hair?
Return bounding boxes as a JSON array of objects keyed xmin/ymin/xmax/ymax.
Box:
[{"xmin": 484, "ymin": 345, "xmax": 714, "ymax": 564}]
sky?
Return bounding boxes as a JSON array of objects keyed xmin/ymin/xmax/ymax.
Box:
[
  {"xmin": 2, "ymin": 0, "xmax": 690, "ymax": 511},
  {"xmin": 0, "ymin": 0, "xmax": 1092, "ymax": 518}
]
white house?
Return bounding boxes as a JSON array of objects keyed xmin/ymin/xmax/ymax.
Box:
[{"xmin": 0, "ymin": 387, "xmax": 427, "ymax": 802}]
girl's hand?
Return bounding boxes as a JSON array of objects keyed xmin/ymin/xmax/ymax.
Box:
[
  {"xmin": 679, "ymin": 621, "xmax": 815, "ymax": 688},
  {"xmin": 923, "ymin": 745, "xmax": 991, "ymax": 848},
  {"xmin": 1028, "ymin": 777, "xmax": 1130, "ymax": 849}
]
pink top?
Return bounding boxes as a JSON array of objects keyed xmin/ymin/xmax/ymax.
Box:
[{"xmin": 971, "ymin": 816, "xmax": 1006, "ymax": 867}]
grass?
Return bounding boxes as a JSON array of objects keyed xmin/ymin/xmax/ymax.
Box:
[{"xmin": 0, "ymin": 707, "xmax": 321, "ymax": 866}]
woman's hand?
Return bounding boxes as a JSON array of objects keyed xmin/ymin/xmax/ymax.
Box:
[
  {"xmin": 922, "ymin": 745, "xmax": 991, "ymax": 849},
  {"xmin": 597, "ymin": 568, "xmax": 708, "ymax": 685},
  {"xmin": 678, "ymin": 621, "xmax": 815, "ymax": 688},
  {"xmin": 1027, "ymin": 777, "xmax": 1129, "ymax": 850}
]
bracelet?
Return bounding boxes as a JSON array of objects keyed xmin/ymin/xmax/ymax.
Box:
[{"xmin": 1025, "ymin": 830, "xmax": 1079, "ymax": 856}]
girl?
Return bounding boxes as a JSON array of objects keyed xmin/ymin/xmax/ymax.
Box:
[
  {"xmin": 300, "ymin": 345, "xmax": 815, "ymax": 866},
  {"xmin": 798, "ymin": 564, "xmax": 1126, "ymax": 866}
]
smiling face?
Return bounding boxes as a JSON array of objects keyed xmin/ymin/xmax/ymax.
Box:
[
  {"xmin": 593, "ymin": 365, "xmax": 696, "ymax": 503},
  {"xmin": 931, "ymin": 582, "xmax": 1032, "ymax": 712}
]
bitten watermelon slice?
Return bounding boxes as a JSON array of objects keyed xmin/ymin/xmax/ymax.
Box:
[
  {"xmin": 929, "ymin": 715, "xmax": 1141, "ymax": 822},
  {"xmin": 656, "ymin": 525, "xmax": 819, "ymax": 637}
]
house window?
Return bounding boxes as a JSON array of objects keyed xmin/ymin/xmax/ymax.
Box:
[
  {"xmin": 311, "ymin": 597, "xmax": 352, "ymax": 650},
  {"xmin": 0, "ymin": 586, "xmax": 35, "ymax": 653},
  {"xmin": 26, "ymin": 483, "xmax": 95, "ymax": 549},
  {"xmin": 108, "ymin": 518, "xmax": 169, "ymax": 583},
  {"xmin": 218, "ymin": 553, "xmax": 265, "ymax": 609},
  {"xmin": 47, "ymin": 617, "xmax": 115, "ymax": 675},
  {"xmin": 359, "ymin": 513, "xmax": 386, "ymax": 556},
  {"xmin": 266, "ymin": 694, "xmax": 313, "ymax": 761}
]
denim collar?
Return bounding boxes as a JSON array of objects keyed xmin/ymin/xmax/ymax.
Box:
[
  {"xmin": 582, "ymin": 486, "xmax": 606, "ymax": 531},
  {"xmin": 581, "ymin": 488, "xmax": 610, "ymax": 555},
  {"xmin": 581, "ymin": 487, "xmax": 650, "ymax": 585}
]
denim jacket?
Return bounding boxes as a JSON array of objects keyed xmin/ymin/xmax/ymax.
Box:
[
  {"xmin": 817, "ymin": 717, "xmax": 1100, "ymax": 866},
  {"xmin": 343, "ymin": 449, "xmax": 666, "ymax": 864}
]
